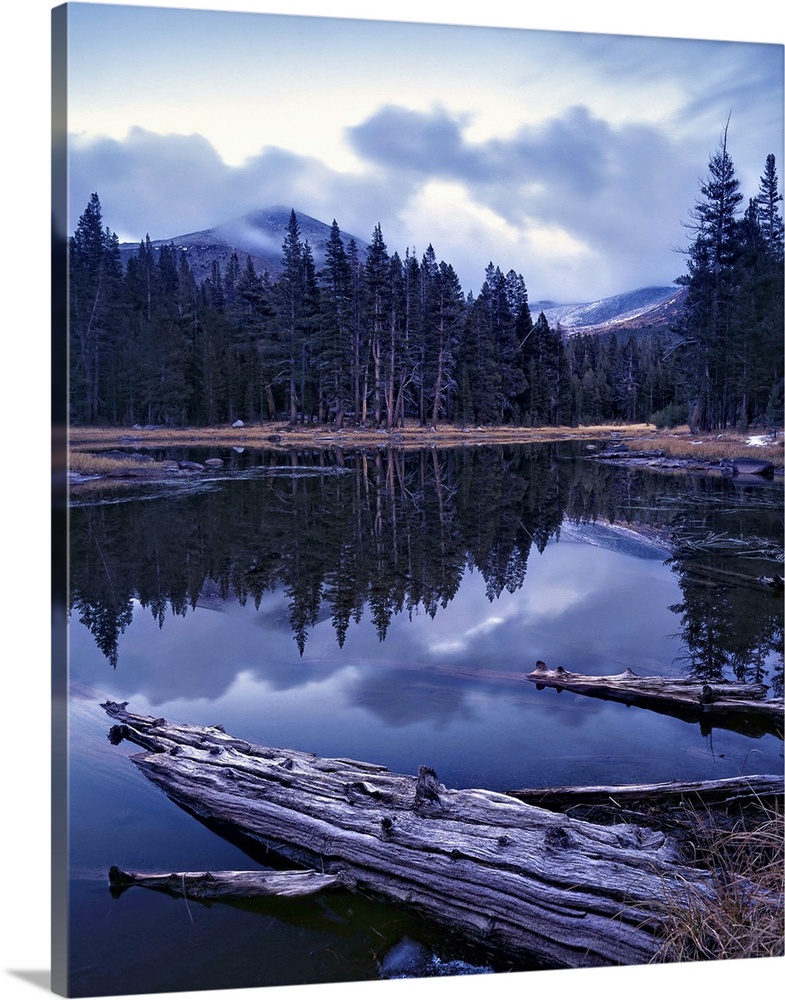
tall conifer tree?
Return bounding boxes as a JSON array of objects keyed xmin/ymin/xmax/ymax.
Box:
[
  {"xmin": 276, "ymin": 210, "xmax": 307, "ymax": 424},
  {"xmin": 69, "ymin": 193, "xmax": 122, "ymax": 423},
  {"xmin": 677, "ymin": 122, "xmax": 744, "ymax": 430}
]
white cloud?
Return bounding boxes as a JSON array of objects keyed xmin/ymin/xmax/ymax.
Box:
[{"xmin": 64, "ymin": 7, "xmax": 783, "ymax": 302}]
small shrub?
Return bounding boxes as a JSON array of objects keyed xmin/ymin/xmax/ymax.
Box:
[{"xmin": 650, "ymin": 403, "xmax": 688, "ymax": 429}]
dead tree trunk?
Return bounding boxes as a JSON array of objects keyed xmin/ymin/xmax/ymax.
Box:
[
  {"xmin": 525, "ymin": 662, "xmax": 783, "ymax": 739},
  {"xmin": 102, "ymin": 701, "xmax": 722, "ymax": 970},
  {"xmin": 507, "ymin": 775, "xmax": 784, "ymax": 811},
  {"xmin": 108, "ymin": 866, "xmax": 347, "ymax": 900}
]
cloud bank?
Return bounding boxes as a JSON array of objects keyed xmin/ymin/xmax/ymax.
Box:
[{"xmin": 69, "ymin": 89, "xmax": 781, "ymax": 303}]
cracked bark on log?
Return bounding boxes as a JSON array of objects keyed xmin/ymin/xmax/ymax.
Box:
[
  {"xmin": 101, "ymin": 701, "xmax": 723, "ymax": 970},
  {"xmin": 507, "ymin": 774, "xmax": 783, "ymax": 810},
  {"xmin": 108, "ymin": 865, "xmax": 348, "ymax": 900}
]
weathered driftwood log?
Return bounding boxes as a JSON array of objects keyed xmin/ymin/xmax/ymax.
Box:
[
  {"xmin": 102, "ymin": 701, "xmax": 721, "ymax": 970},
  {"xmin": 525, "ymin": 662, "xmax": 784, "ymax": 739},
  {"xmin": 108, "ymin": 865, "xmax": 347, "ymax": 900},
  {"xmin": 507, "ymin": 775, "xmax": 784, "ymax": 811}
]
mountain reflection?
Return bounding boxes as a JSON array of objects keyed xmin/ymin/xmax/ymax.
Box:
[{"xmin": 69, "ymin": 443, "xmax": 782, "ymax": 693}]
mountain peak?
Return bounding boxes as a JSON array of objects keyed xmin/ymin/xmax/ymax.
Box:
[
  {"xmin": 118, "ymin": 206, "xmax": 369, "ymax": 282},
  {"xmin": 117, "ymin": 206, "xmax": 685, "ymax": 338}
]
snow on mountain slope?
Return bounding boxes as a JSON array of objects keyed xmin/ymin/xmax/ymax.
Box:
[{"xmin": 531, "ymin": 286, "xmax": 685, "ymax": 335}]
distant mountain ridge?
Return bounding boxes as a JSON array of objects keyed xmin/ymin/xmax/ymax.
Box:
[
  {"xmin": 119, "ymin": 205, "xmax": 684, "ymax": 335},
  {"xmin": 531, "ymin": 285, "xmax": 686, "ymax": 336},
  {"xmin": 118, "ymin": 206, "xmax": 370, "ymax": 283}
]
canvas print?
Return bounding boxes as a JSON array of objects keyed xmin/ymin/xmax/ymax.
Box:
[{"xmin": 52, "ymin": 2, "xmax": 784, "ymax": 997}]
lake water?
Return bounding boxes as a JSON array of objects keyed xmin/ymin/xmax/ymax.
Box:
[{"xmin": 64, "ymin": 442, "xmax": 784, "ymax": 995}]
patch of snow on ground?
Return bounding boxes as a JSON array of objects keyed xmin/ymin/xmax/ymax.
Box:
[{"xmin": 747, "ymin": 435, "xmax": 775, "ymax": 447}]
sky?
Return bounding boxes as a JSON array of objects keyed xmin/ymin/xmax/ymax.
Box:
[{"xmin": 59, "ymin": 1, "xmax": 784, "ymax": 303}]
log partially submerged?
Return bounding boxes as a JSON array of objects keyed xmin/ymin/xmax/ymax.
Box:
[
  {"xmin": 525, "ymin": 662, "xmax": 784, "ymax": 739},
  {"xmin": 102, "ymin": 701, "xmax": 723, "ymax": 970},
  {"xmin": 507, "ymin": 774, "xmax": 784, "ymax": 811},
  {"xmin": 506, "ymin": 775, "xmax": 784, "ymax": 832},
  {"xmin": 108, "ymin": 865, "xmax": 347, "ymax": 900}
]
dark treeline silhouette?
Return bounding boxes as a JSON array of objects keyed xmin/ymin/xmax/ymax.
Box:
[
  {"xmin": 69, "ymin": 444, "xmax": 783, "ymax": 694},
  {"xmin": 673, "ymin": 133, "xmax": 784, "ymax": 431},
  {"xmin": 64, "ymin": 201, "xmax": 679, "ymax": 429},
  {"xmin": 68, "ymin": 141, "xmax": 783, "ymax": 432}
]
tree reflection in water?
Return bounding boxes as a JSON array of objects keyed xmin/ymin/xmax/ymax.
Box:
[{"xmin": 68, "ymin": 443, "xmax": 783, "ymax": 695}]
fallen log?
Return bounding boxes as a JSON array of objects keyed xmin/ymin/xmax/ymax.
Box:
[
  {"xmin": 506, "ymin": 775, "xmax": 785, "ymax": 850},
  {"xmin": 108, "ymin": 865, "xmax": 347, "ymax": 900},
  {"xmin": 524, "ymin": 662, "xmax": 784, "ymax": 739},
  {"xmin": 506, "ymin": 774, "xmax": 784, "ymax": 811},
  {"xmin": 102, "ymin": 701, "xmax": 721, "ymax": 970}
]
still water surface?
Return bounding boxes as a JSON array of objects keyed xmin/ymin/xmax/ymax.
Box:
[{"xmin": 65, "ymin": 443, "xmax": 783, "ymax": 995}]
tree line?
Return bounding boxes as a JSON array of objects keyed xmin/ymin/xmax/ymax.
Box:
[{"xmin": 68, "ymin": 138, "xmax": 783, "ymax": 431}]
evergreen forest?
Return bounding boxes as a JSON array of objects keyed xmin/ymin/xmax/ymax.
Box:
[{"xmin": 68, "ymin": 136, "xmax": 784, "ymax": 433}]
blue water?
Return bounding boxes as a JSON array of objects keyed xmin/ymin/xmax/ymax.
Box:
[{"xmin": 62, "ymin": 450, "xmax": 784, "ymax": 995}]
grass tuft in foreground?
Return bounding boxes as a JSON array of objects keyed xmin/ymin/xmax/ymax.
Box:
[
  {"xmin": 68, "ymin": 452, "xmax": 150, "ymax": 476},
  {"xmin": 633, "ymin": 426, "xmax": 783, "ymax": 467},
  {"xmin": 654, "ymin": 799, "xmax": 784, "ymax": 963}
]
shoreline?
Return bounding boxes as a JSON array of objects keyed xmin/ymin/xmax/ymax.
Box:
[
  {"xmin": 67, "ymin": 420, "xmax": 646, "ymax": 451},
  {"xmin": 65, "ymin": 421, "xmax": 784, "ymax": 482}
]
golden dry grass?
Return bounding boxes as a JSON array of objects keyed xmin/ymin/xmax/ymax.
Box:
[
  {"xmin": 654, "ymin": 800, "xmax": 784, "ymax": 963},
  {"xmin": 68, "ymin": 451, "xmax": 153, "ymax": 476},
  {"xmin": 626, "ymin": 425, "xmax": 784, "ymax": 466},
  {"xmin": 67, "ymin": 420, "xmax": 654, "ymax": 453},
  {"xmin": 67, "ymin": 421, "xmax": 783, "ymax": 466}
]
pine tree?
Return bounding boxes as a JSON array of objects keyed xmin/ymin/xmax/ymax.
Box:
[
  {"xmin": 275, "ymin": 210, "xmax": 307, "ymax": 424},
  {"xmin": 346, "ymin": 239, "xmax": 367, "ymax": 424},
  {"xmin": 401, "ymin": 249, "xmax": 422, "ymax": 422},
  {"xmin": 752, "ymin": 155, "xmax": 785, "ymax": 426},
  {"xmin": 484, "ymin": 266, "xmax": 521, "ymax": 422},
  {"xmin": 364, "ymin": 224, "xmax": 390, "ymax": 427},
  {"xmin": 69, "ymin": 193, "xmax": 123, "ymax": 423},
  {"xmin": 430, "ymin": 261, "xmax": 464, "ymax": 425},
  {"xmin": 385, "ymin": 252, "xmax": 407, "ymax": 428},
  {"xmin": 301, "ymin": 240, "xmax": 322, "ymax": 421},
  {"xmin": 194, "ymin": 287, "xmax": 229, "ymax": 425},
  {"xmin": 133, "ymin": 242, "xmax": 192, "ymax": 425},
  {"xmin": 731, "ymin": 194, "xmax": 784, "ymax": 427},
  {"xmin": 676, "ymin": 122, "xmax": 744, "ymax": 431},
  {"xmin": 458, "ymin": 274, "xmax": 502, "ymax": 425},
  {"xmin": 415, "ymin": 245, "xmax": 439, "ymax": 425},
  {"xmin": 754, "ymin": 157, "xmax": 785, "ymax": 425},
  {"xmin": 223, "ymin": 251, "xmax": 241, "ymax": 312},
  {"xmin": 522, "ymin": 312, "xmax": 565, "ymax": 425},
  {"xmin": 756, "ymin": 153, "xmax": 785, "ymax": 263},
  {"xmin": 233, "ymin": 256, "xmax": 275, "ymax": 421},
  {"xmin": 506, "ymin": 269, "xmax": 534, "ymax": 421},
  {"xmin": 318, "ymin": 220, "xmax": 354, "ymax": 427}
]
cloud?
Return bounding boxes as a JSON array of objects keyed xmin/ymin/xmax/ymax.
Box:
[
  {"xmin": 350, "ymin": 104, "xmax": 688, "ymax": 225},
  {"xmin": 347, "ymin": 103, "xmax": 700, "ymax": 295},
  {"xmin": 68, "ymin": 88, "xmax": 772, "ymax": 301},
  {"xmin": 349, "ymin": 104, "xmax": 478, "ymax": 178},
  {"xmin": 69, "ymin": 127, "xmax": 350, "ymax": 243},
  {"xmin": 69, "ymin": 128, "xmax": 230, "ymax": 240}
]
